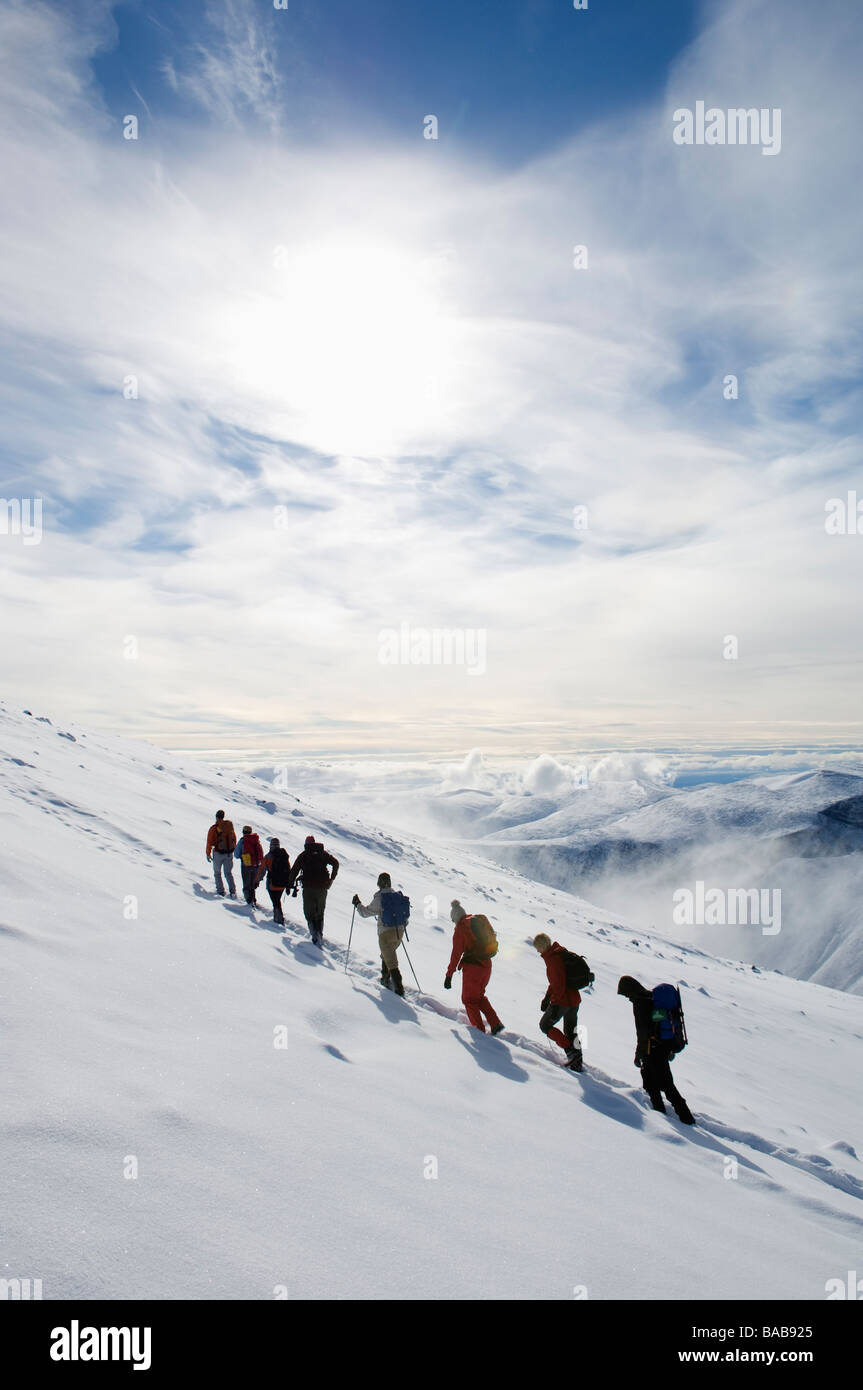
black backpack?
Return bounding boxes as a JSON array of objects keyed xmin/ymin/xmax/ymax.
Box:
[
  {"xmin": 268, "ymin": 847, "xmax": 291, "ymax": 884},
  {"xmin": 300, "ymin": 843, "xmax": 331, "ymax": 887},
  {"xmin": 561, "ymin": 948, "xmax": 594, "ymax": 991}
]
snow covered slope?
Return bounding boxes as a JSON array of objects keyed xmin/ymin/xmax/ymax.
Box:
[{"xmin": 1, "ymin": 702, "xmax": 862, "ymax": 1300}]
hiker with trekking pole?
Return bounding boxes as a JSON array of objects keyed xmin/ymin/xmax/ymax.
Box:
[{"xmin": 350, "ymin": 872, "xmax": 412, "ymax": 995}]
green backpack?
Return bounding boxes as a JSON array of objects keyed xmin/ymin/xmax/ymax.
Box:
[{"xmin": 467, "ymin": 914, "xmax": 499, "ymax": 960}]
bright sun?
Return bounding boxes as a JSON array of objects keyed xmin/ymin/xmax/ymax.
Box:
[{"xmin": 226, "ymin": 241, "xmax": 458, "ymax": 455}]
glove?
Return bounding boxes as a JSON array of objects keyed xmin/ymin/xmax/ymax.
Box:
[
  {"xmin": 207, "ymin": 855, "xmax": 211, "ymax": 863},
  {"xmin": 540, "ymin": 992, "xmax": 550, "ymax": 1011},
  {"xmin": 444, "ymin": 975, "xmax": 452, "ymax": 990},
  {"xmin": 352, "ymin": 894, "xmax": 360, "ymax": 907},
  {"xmin": 634, "ymin": 1051, "xmax": 644, "ymax": 1068}
]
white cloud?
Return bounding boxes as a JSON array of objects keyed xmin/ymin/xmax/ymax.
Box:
[{"xmin": 0, "ymin": 0, "xmax": 861, "ymax": 750}]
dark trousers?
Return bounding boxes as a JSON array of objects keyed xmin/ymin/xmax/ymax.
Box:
[
  {"xmin": 302, "ymin": 885, "xmax": 328, "ymax": 941},
  {"xmin": 268, "ymin": 887, "xmax": 285, "ymax": 923},
  {"xmin": 540, "ymin": 1003, "xmax": 581, "ymax": 1053},
  {"xmin": 641, "ymin": 1044, "xmax": 691, "ymax": 1119},
  {"xmin": 241, "ymin": 863, "xmax": 259, "ymax": 905}
]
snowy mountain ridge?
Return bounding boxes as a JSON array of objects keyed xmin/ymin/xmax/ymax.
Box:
[{"xmin": 2, "ymin": 701, "xmax": 862, "ymax": 1300}]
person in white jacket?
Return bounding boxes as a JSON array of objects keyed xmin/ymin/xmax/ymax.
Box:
[{"xmin": 351, "ymin": 872, "xmax": 405, "ymax": 996}]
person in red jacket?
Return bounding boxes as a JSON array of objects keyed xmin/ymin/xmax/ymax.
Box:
[
  {"xmin": 444, "ymin": 900, "xmax": 504, "ymax": 1036},
  {"xmin": 234, "ymin": 824, "xmax": 264, "ymax": 906},
  {"xmin": 533, "ymin": 933, "xmax": 583, "ymax": 1070}
]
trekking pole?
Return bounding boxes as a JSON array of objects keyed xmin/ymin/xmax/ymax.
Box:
[
  {"xmin": 399, "ymin": 938, "xmax": 421, "ymax": 992},
  {"xmin": 344, "ymin": 905, "xmax": 356, "ymax": 974}
]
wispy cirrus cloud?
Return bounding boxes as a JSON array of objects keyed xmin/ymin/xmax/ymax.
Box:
[
  {"xmin": 162, "ymin": 0, "xmax": 282, "ymax": 132},
  {"xmin": 0, "ymin": 0, "xmax": 861, "ymax": 751}
]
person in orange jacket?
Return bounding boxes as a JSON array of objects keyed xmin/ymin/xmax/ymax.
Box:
[
  {"xmin": 533, "ymin": 933, "xmax": 583, "ymax": 1070},
  {"xmin": 234, "ymin": 825, "xmax": 264, "ymax": 906},
  {"xmin": 444, "ymin": 900, "xmax": 504, "ymax": 1035},
  {"xmin": 206, "ymin": 810, "xmax": 237, "ymax": 898}
]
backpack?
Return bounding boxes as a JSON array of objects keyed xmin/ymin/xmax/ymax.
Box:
[
  {"xmin": 300, "ymin": 843, "xmax": 330, "ymax": 887},
  {"xmin": 380, "ymin": 890, "xmax": 410, "ymax": 928},
  {"xmin": 560, "ymin": 948, "xmax": 594, "ymax": 992},
  {"xmin": 467, "ymin": 914, "xmax": 498, "ymax": 960},
  {"xmin": 268, "ymin": 847, "xmax": 291, "ymax": 885},
  {"xmin": 650, "ymin": 983, "xmax": 687, "ymax": 1052},
  {"xmin": 213, "ymin": 822, "xmax": 233, "ymax": 854}
]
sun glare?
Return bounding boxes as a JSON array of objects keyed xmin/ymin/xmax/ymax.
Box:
[{"xmin": 226, "ymin": 241, "xmax": 457, "ymax": 454}]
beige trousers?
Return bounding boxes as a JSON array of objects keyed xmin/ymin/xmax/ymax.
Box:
[{"xmin": 379, "ymin": 927, "xmax": 405, "ymax": 972}]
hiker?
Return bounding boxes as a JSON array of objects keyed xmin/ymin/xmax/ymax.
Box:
[
  {"xmin": 288, "ymin": 836, "xmax": 339, "ymax": 946},
  {"xmin": 444, "ymin": 900, "xmax": 504, "ymax": 1035},
  {"xmin": 206, "ymin": 810, "xmax": 237, "ymax": 898},
  {"xmin": 532, "ymin": 933, "xmax": 585, "ymax": 1071},
  {"xmin": 262, "ymin": 838, "xmax": 292, "ymax": 926},
  {"xmin": 617, "ymin": 975, "xmax": 695, "ymax": 1124},
  {"xmin": 351, "ymin": 872, "xmax": 409, "ymax": 996},
  {"xmin": 234, "ymin": 825, "xmax": 264, "ymax": 907}
]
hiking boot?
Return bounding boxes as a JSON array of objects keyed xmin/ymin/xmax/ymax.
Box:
[
  {"xmin": 389, "ymin": 968, "xmax": 405, "ymax": 997},
  {"xmin": 649, "ymin": 1094, "xmax": 667, "ymax": 1113},
  {"xmin": 380, "ymin": 964, "xmax": 390, "ymax": 986},
  {"xmin": 675, "ymin": 1105, "xmax": 696, "ymax": 1125},
  {"xmin": 490, "ymin": 1023, "xmax": 505, "ymax": 1037},
  {"xmin": 565, "ymin": 1047, "xmax": 583, "ymax": 1071}
]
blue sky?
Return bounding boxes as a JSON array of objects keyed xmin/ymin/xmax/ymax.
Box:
[
  {"xmin": 1, "ymin": 0, "xmax": 862, "ymax": 757},
  {"xmin": 91, "ymin": 0, "xmax": 700, "ymax": 164}
]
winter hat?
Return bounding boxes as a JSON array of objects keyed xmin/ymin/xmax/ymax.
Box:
[
  {"xmin": 533, "ymin": 933, "xmax": 552, "ymax": 953},
  {"xmin": 450, "ymin": 900, "xmax": 466, "ymax": 924},
  {"xmin": 377, "ymin": 872, "xmax": 392, "ymax": 889},
  {"xmin": 242, "ymin": 825, "xmax": 252, "ymax": 835},
  {"xmin": 304, "ymin": 835, "xmax": 316, "ymax": 847},
  {"xmin": 270, "ymin": 838, "xmax": 280, "ymax": 848},
  {"xmin": 617, "ymin": 975, "xmax": 646, "ymax": 1000}
]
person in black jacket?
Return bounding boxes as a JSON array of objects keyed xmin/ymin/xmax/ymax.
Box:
[
  {"xmin": 288, "ymin": 836, "xmax": 339, "ymax": 946},
  {"xmin": 617, "ymin": 975, "xmax": 695, "ymax": 1124},
  {"xmin": 262, "ymin": 838, "xmax": 291, "ymax": 926}
]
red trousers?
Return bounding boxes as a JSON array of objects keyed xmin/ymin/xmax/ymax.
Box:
[{"xmin": 461, "ymin": 962, "xmax": 502, "ymax": 1033}]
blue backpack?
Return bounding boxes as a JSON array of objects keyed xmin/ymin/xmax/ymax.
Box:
[
  {"xmin": 380, "ymin": 890, "xmax": 411, "ymax": 928},
  {"xmin": 651, "ymin": 984, "xmax": 687, "ymax": 1053}
]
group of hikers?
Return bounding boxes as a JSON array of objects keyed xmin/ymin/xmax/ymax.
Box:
[
  {"xmin": 206, "ymin": 809, "xmax": 338, "ymax": 945},
  {"xmin": 205, "ymin": 810, "xmax": 696, "ymax": 1126}
]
